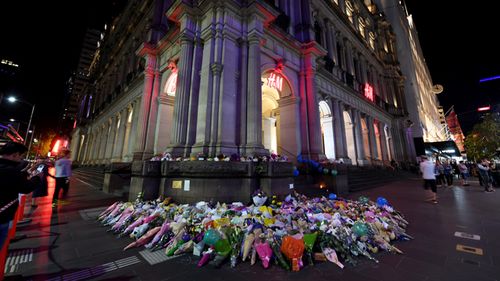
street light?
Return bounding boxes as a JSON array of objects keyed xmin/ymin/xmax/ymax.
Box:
[{"xmin": 7, "ymin": 96, "xmax": 35, "ymax": 145}]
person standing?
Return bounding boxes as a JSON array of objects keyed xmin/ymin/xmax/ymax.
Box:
[
  {"xmin": 477, "ymin": 159, "xmax": 494, "ymax": 192},
  {"xmin": 52, "ymin": 150, "xmax": 72, "ymax": 207},
  {"xmin": 419, "ymin": 155, "xmax": 438, "ymax": 204},
  {"xmin": 458, "ymin": 161, "xmax": 469, "ymax": 186},
  {"xmin": 0, "ymin": 142, "xmax": 37, "ymax": 250},
  {"xmin": 28, "ymin": 157, "xmax": 54, "ymax": 207}
]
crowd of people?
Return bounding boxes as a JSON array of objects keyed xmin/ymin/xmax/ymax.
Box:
[
  {"xmin": 419, "ymin": 155, "xmax": 498, "ymax": 204},
  {"xmin": 0, "ymin": 141, "xmax": 72, "ymax": 251}
]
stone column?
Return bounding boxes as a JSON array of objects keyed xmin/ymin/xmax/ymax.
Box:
[
  {"xmin": 133, "ymin": 49, "xmax": 157, "ymax": 160},
  {"xmin": 112, "ymin": 109, "xmax": 127, "ymax": 162},
  {"xmin": 105, "ymin": 117, "xmax": 118, "ymax": 162},
  {"xmin": 332, "ymin": 100, "xmax": 348, "ymax": 160},
  {"xmin": 299, "ymin": 44, "xmax": 325, "ymax": 160},
  {"xmin": 345, "ymin": 41, "xmax": 355, "ymax": 76},
  {"xmin": 379, "ymin": 122, "xmax": 389, "ymax": 162},
  {"xmin": 352, "ymin": 109, "xmax": 366, "ymax": 165},
  {"xmin": 127, "ymin": 100, "xmax": 141, "ymax": 161},
  {"xmin": 143, "ymin": 69, "xmax": 161, "ymax": 156},
  {"xmin": 170, "ymin": 32, "xmax": 195, "ymax": 156},
  {"xmin": 324, "ymin": 21, "xmax": 334, "ymax": 58},
  {"xmin": 367, "ymin": 116, "xmax": 378, "ymax": 160},
  {"xmin": 99, "ymin": 124, "xmax": 109, "ymax": 164},
  {"xmin": 242, "ymin": 29, "xmax": 267, "ymax": 155}
]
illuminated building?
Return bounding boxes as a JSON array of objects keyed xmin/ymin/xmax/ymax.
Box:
[
  {"xmin": 374, "ymin": 0, "xmax": 448, "ymax": 159},
  {"xmin": 71, "ymin": 0, "xmax": 415, "ymax": 166}
]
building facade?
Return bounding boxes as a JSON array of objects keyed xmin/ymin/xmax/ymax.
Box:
[
  {"xmin": 72, "ymin": 0, "xmax": 414, "ymax": 166},
  {"xmin": 375, "ymin": 0, "xmax": 447, "ymax": 159}
]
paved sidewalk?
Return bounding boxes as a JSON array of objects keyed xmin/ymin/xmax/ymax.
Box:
[{"xmin": 4, "ymin": 173, "xmax": 500, "ymax": 281}]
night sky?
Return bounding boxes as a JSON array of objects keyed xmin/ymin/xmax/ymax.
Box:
[
  {"xmin": 1, "ymin": 1, "xmax": 498, "ymax": 137},
  {"xmin": 0, "ymin": 1, "xmax": 123, "ymax": 136},
  {"xmin": 404, "ymin": 0, "xmax": 500, "ymax": 133}
]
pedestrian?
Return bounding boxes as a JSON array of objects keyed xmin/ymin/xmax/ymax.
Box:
[
  {"xmin": 458, "ymin": 160, "xmax": 469, "ymax": 186},
  {"xmin": 477, "ymin": 159, "xmax": 494, "ymax": 192},
  {"xmin": 419, "ymin": 155, "xmax": 438, "ymax": 204},
  {"xmin": 0, "ymin": 141, "xmax": 37, "ymax": 250},
  {"xmin": 52, "ymin": 149, "xmax": 72, "ymax": 207},
  {"xmin": 28, "ymin": 157, "xmax": 54, "ymax": 208}
]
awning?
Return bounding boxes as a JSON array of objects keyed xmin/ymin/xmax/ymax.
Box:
[{"xmin": 424, "ymin": 141, "xmax": 461, "ymax": 157}]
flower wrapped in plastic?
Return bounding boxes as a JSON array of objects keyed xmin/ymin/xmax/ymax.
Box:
[{"xmin": 280, "ymin": 236, "xmax": 305, "ymax": 271}]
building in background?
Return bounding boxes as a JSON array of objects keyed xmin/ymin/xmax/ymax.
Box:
[
  {"xmin": 60, "ymin": 29, "xmax": 101, "ymax": 135},
  {"xmin": 374, "ymin": 0, "xmax": 448, "ymax": 159},
  {"xmin": 446, "ymin": 109, "xmax": 465, "ymax": 153},
  {"xmin": 71, "ymin": 0, "xmax": 415, "ymax": 167}
]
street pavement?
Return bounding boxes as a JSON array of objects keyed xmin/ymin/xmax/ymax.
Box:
[{"xmin": 4, "ymin": 170, "xmax": 500, "ymax": 281}]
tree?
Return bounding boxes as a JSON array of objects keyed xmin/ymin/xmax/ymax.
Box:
[
  {"xmin": 38, "ymin": 130, "xmax": 57, "ymax": 157},
  {"xmin": 464, "ymin": 113, "xmax": 500, "ymax": 161}
]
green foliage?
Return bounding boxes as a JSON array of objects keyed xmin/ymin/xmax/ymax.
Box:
[{"xmin": 464, "ymin": 113, "xmax": 500, "ymax": 161}]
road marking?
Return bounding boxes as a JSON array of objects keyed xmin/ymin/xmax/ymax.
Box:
[
  {"xmin": 4, "ymin": 249, "xmax": 33, "ymax": 274},
  {"xmin": 454, "ymin": 231, "xmax": 480, "ymax": 240},
  {"xmin": 139, "ymin": 249, "xmax": 184, "ymax": 265},
  {"xmin": 456, "ymin": 244, "xmax": 483, "ymax": 255}
]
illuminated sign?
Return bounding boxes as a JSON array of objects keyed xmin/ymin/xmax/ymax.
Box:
[
  {"xmin": 267, "ymin": 72, "xmax": 283, "ymax": 91},
  {"xmin": 164, "ymin": 71, "xmax": 178, "ymax": 96},
  {"xmin": 364, "ymin": 83, "xmax": 374, "ymax": 102},
  {"xmin": 477, "ymin": 106, "xmax": 490, "ymax": 112}
]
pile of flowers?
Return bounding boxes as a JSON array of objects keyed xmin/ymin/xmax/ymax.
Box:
[
  {"xmin": 97, "ymin": 192, "xmax": 411, "ymax": 271},
  {"xmin": 149, "ymin": 152, "xmax": 289, "ymax": 163}
]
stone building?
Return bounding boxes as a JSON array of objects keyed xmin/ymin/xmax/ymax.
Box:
[
  {"xmin": 375, "ymin": 0, "xmax": 447, "ymax": 159},
  {"xmin": 71, "ymin": 0, "xmax": 415, "ymax": 167}
]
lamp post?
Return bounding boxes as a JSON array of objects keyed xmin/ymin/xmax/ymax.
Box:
[{"xmin": 7, "ymin": 96, "xmax": 35, "ymax": 145}]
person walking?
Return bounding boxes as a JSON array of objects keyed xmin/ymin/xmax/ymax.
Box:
[
  {"xmin": 419, "ymin": 155, "xmax": 438, "ymax": 204},
  {"xmin": 0, "ymin": 142, "xmax": 37, "ymax": 250},
  {"xmin": 52, "ymin": 150, "xmax": 72, "ymax": 207}
]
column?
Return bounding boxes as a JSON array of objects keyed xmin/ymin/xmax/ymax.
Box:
[
  {"xmin": 367, "ymin": 116, "xmax": 378, "ymax": 160},
  {"xmin": 170, "ymin": 31, "xmax": 194, "ymax": 156},
  {"xmin": 379, "ymin": 122, "xmax": 389, "ymax": 162},
  {"xmin": 133, "ymin": 49, "xmax": 157, "ymax": 160},
  {"xmin": 105, "ymin": 117, "xmax": 118, "ymax": 161},
  {"xmin": 112, "ymin": 109, "xmax": 127, "ymax": 162},
  {"xmin": 352, "ymin": 109, "xmax": 366, "ymax": 164},
  {"xmin": 143, "ymin": 68, "xmax": 161, "ymax": 156},
  {"xmin": 299, "ymin": 45, "xmax": 324, "ymax": 160},
  {"xmin": 242, "ymin": 29, "xmax": 267, "ymax": 155},
  {"xmin": 333, "ymin": 100, "xmax": 348, "ymax": 159}
]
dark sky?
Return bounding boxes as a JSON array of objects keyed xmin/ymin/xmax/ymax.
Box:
[
  {"xmin": 404, "ymin": 0, "xmax": 500, "ymax": 133},
  {"xmin": 1, "ymin": 1, "xmax": 498, "ymax": 137},
  {"xmin": 0, "ymin": 1, "xmax": 123, "ymax": 136}
]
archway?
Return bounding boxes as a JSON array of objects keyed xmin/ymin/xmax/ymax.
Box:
[
  {"xmin": 343, "ymin": 110, "xmax": 356, "ymax": 164},
  {"xmin": 319, "ymin": 101, "xmax": 335, "ymax": 159},
  {"xmin": 373, "ymin": 120, "xmax": 382, "ymax": 160},
  {"xmin": 261, "ymin": 70, "xmax": 293, "ymax": 157},
  {"xmin": 361, "ymin": 118, "xmax": 371, "ymax": 159}
]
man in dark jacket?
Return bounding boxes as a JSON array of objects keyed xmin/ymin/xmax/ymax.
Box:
[{"xmin": 0, "ymin": 141, "xmax": 36, "ymax": 250}]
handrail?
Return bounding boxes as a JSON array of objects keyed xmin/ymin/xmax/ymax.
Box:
[{"xmin": 277, "ymin": 145, "xmax": 297, "ymax": 159}]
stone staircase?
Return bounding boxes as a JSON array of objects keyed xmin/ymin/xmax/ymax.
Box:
[
  {"xmin": 347, "ymin": 165, "xmax": 413, "ymax": 192},
  {"xmin": 72, "ymin": 166, "xmax": 105, "ymax": 190}
]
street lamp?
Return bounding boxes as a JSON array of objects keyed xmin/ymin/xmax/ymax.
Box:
[{"xmin": 7, "ymin": 96, "xmax": 35, "ymax": 145}]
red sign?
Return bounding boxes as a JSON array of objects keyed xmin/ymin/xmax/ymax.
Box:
[
  {"xmin": 364, "ymin": 83, "xmax": 374, "ymax": 102},
  {"xmin": 267, "ymin": 72, "xmax": 283, "ymax": 91}
]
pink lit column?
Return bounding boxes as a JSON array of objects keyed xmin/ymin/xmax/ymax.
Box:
[{"xmin": 133, "ymin": 47, "xmax": 157, "ymax": 160}]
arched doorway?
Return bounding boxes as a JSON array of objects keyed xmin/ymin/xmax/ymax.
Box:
[
  {"xmin": 373, "ymin": 121, "xmax": 382, "ymax": 160},
  {"xmin": 361, "ymin": 118, "xmax": 371, "ymax": 159},
  {"xmin": 261, "ymin": 69, "xmax": 293, "ymax": 157},
  {"xmin": 343, "ymin": 110, "xmax": 356, "ymax": 164},
  {"xmin": 319, "ymin": 101, "xmax": 335, "ymax": 159}
]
